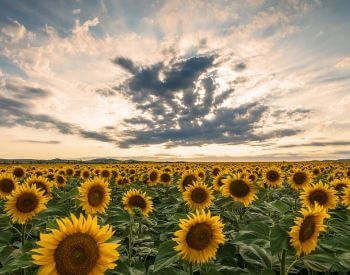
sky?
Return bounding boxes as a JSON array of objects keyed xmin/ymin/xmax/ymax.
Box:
[{"xmin": 0, "ymin": 0, "xmax": 350, "ymax": 161}]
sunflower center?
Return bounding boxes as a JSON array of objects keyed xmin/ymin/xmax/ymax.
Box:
[
  {"xmin": 309, "ymin": 190, "xmax": 328, "ymax": 206},
  {"xmin": 87, "ymin": 186, "xmax": 105, "ymax": 207},
  {"xmin": 82, "ymin": 171, "xmax": 89, "ymax": 178},
  {"xmin": 54, "ymin": 233, "xmax": 99, "ymax": 275},
  {"xmin": 66, "ymin": 169, "xmax": 74, "ymax": 176},
  {"xmin": 248, "ymin": 174, "xmax": 256, "ymax": 181},
  {"xmin": 190, "ymin": 188, "xmax": 207, "ymax": 203},
  {"xmin": 186, "ymin": 223, "xmax": 213, "ymax": 250},
  {"xmin": 57, "ymin": 176, "xmax": 65, "ymax": 185},
  {"xmin": 266, "ymin": 170, "xmax": 280, "ymax": 182},
  {"xmin": 313, "ymin": 168, "xmax": 320, "ymax": 175},
  {"xmin": 129, "ymin": 195, "xmax": 146, "ymax": 210},
  {"xmin": 0, "ymin": 178, "xmax": 15, "ymax": 193},
  {"xmin": 150, "ymin": 171, "xmax": 158, "ymax": 182},
  {"xmin": 213, "ymin": 168, "xmax": 220, "ymax": 176},
  {"xmin": 161, "ymin": 173, "xmax": 171, "ymax": 183},
  {"xmin": 335, "ymin": 183, "xmax": 346, "ymax": 192},
  {"xmin": 16, "ymin": 192, "xmax": 38, "ymax": 213},
  {"xmin": 293, "ymin": 172, "xmax": 307, "ymax": 185},
  {"xmin": 299, "ymin": 216, "xmax": 316, "ymax": 242},
  {"xmin": 101, "ymin": 170, "xmax": 110, "ymax": 178},
  {"xmin": 229, "ymin": 180, "xmax": 250, "ymax": 198},
  {"xmin": 32, "ymin": 182, "xmax": 48, "ymax": 196},
  {"xmin": 13, "ymin": 168, "xmax": 24, "ymax": 178},
  {"xmin": 182, "ymin": 175, "xmax": 196, "ymax": 189}
]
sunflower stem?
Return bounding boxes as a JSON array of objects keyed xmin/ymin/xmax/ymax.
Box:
[
  {"xmin": 21, "ymin": 224, "xmax": 26, "ymax": 275},
  {"xmin": 189, "ymin": 262, "xmax": 193, "ymax": 275},
  {"xmin": 280, "ymin": 249, "xmax": 286, "ymax": 275},
  {"xmin": 128, "ymin": 215, "xmax": 134, "ymax": 266}
]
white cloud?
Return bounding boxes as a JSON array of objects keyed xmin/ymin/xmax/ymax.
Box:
[
  {"xmin": 0, "ymin": 19, "xmax": 26, "ymax": 42},
  {"xmin": 335, "ymin": 57, "xmax": 350, "ymax": 69},
  {"xmin": 72, "ymin": 8, "xmax": 81, "ymax": 14}
]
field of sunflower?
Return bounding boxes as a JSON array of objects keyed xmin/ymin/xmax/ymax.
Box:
[{"xmin": 0, "ymin": 162, "xmax": 350, "ymax": 274}]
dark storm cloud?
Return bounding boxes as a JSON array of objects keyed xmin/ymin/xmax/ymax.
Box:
[
  {"xmin": 112, "ymin": 54, "xmax": 304, "ymax": 148},
  {"xmin": 79, "ymin": 129, "xmax": 114, "ymax": 143},
  {"xmin": 112, "ymin": 57, "xmax": 138, "ymax": 74}
]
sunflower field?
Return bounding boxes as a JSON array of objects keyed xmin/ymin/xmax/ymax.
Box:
[{"xmin": 0, "ymin": 162, "xmax": 350, "ymax": 275}]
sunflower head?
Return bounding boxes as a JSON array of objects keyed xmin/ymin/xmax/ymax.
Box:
[
  {"xmin": 263, "ymin": 166, "xmax": 283, "ymax": 188},
  {"xmin": 178, "ymin": 171, "xmax": 200, "ymax": 192},
  {"xmin": 32, "ymin": 213, "xmax": 120, "ymax": 274},
  {"xmin": 289, "ymin": 204, "xmax": 330, "ymax": 256},
  {"xmin": 221, "ymin": 174, "xmax": 257, "ymax": 207},
  {"xmin": 147, "ymin": 169, "xmax": 160, "ymax": 187},
  {"xmin": 25, "ymin": 176, "xmax": 52, "ymax": 197},
  {"xmin": 331, "ymin": 178, "xmax": 350, "ymax": 196},
  {"xmin": 173, "ymin": 211, "xmax": 225, "ymax": 264},
  {"xmin": 122, "ymin": 188, "xmax": 153, "ymax": 217},
  {"xmin": 0, "ymin": 174, "xmax": 18, "ymax": 198},
  {"xmin": 55, "ymin": 174, "xmax": 66, "ymax": 187},
  {"xmin": 5, "ymin": 184, "xmax": 47, "ymax": 224},
  {"xmin": 183, "ymin": 181, "xmax": 214, "ymax": 211},
  {"xmin": 160, "ymin": 170, "xmax": 172, "ymax": 186},
  {"xmin": 12, "ymin": 166, "xmax": 26, "ymax": 178},
  {"xmin": 341, "ymin": 186, "xmax": 350, "ymax": 209},
  {"xmin": 101, "ymin": 168, "xmax": 111, "ymax": 179},
  {"xmin": 78, "ymin": 177, "xmax": 111, "ymax": 214},
  {"xmin": 289, "ymin": 170, "xmax": 312, "ymax": 190},
  {"xmin": 300, "ymin": 182, "xmax": 338, "ymax": 210}
]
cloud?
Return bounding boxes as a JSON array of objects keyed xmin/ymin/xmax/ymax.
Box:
[
  {"xmin": 15, "ymin": 140, "xmax": 61, "ymax": 144},
  {"xmin": 0, "ymin": 94, "xmax": 115, "ymax": 143},
  {"xmin": 3, "ymin": 80, "xmax": 50, "ymax": 99},
  {"xmin": 112, "ymin": 54, "xmax": 302, "ymax": 148},
  {"xmin": 0, "ymin": 19, "xmax": 26, "ymax": 42},
  {"xmin": 279, "ymin": 141, "xmax": 350, "ymax": 148},
  {"xmin": 72, "ymin": 9, "xmax": 81, "ymax": 14}
]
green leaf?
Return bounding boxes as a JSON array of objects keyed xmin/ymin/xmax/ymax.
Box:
[
  {"xmin": 153, "ymin": 240, "xmax": 178, "ymax": 272},
  {"xmin": 270, "ymin": 224, "xmax": 288, "ymax": 255},
  {"xmin": 239, "ymin": 244, "xmax": 272, "ymax": 270}
]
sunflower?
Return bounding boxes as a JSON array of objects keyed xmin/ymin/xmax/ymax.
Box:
[
  {"xmin": 81, "ymin": 169, "xmax": 91, "ymax": 180},
  {"xmin": 12, "ymin": 166, "xmax": 26, "ymax": 179},
  {"xmin": 115, "ymin": 176, "xmax": 130, "ymax": 189},
  {"xmin": 0, "ymin": 174, "xmax": 17, "ymax": 198},
  {"xmin": 78, "ymin": 178, "xmax": 111, "ymax": 214},
  {"xmin": 147, "ymin": 168, "xmax": 159, "ymax": 186},
  {"xmin": 173, "ymin": 211, "xmax": 225, "ymax": 264},
  {"xmin": 26, "ymin": 176, "xmax": 52, "ymax": 197},
  {"xmin": 32, "ymin": 213, "xmax": 120, "ymax": 275},
  {"xmin": 263, "ymin": 166, "xmax": 283, "ymax": 188},
  {"xmin": 289, "ymin": 204, "xmax": 330, "ymax": 256},
  {"xmin": 4, "ymin": 184, "xmax": 47, "ymax": 224},
  {"xmin": 341, "ymin": 186, "xmax": 350, "ymax": 209},
  {"xmin": 122, "ymin": 189, "xmax": 153, "ymax": 217},
  {"xmin": 221, "ymin": 174, "xmax": 257, "ymax": 206},
  {"xmin": 183, "ymin": 181, "xmax": 214, "ymax": 211},
  {"xmin": 300, "ymin": 182, "xmax": 338, "ymax": 210},
  {"xmin": 55, "ymin": 174, "xmax": 66, "ymax": 188},
  {"xmin": 288, "ymin": 169, "xmax": 312, "ymax": 190},
  {"xmin": 159, "ymin": 170, "xmax": 172, "ymax": 186},
  {"xmin": 178, "ymin": 171, "xmax": 200, "ymax": 192},
  {"xmin": 211, "ymin": 169, "xmax": 228, "ymax": 190},
  {"xmin": 100, "ymin": 168, "xmax": 111, "ymax": 179},
  {"xmin": 330, "ymin": 178, "xmax": 350, "ymax": 195}
]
